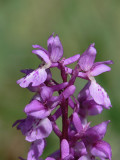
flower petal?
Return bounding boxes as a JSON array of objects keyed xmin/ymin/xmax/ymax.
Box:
[
  {"xmin": 74, "ymin": 141, "xmax": 87, "ymax": 157},
  {"xmin": 61, "ymin": 139, "xmax": 69, "ymax": 159},
  {"xmin": 89, "ymin": 81, "xmax": 112, "ymax": 109},
  {"xmin": 63, "ymin": 54, "xmax": 80, "ymax": 65},
  {"xmin": 90, "ymin": 140, "xmax": 112, "ymax": 160},
  {"xmin": 85, "ymin": 121, "xmax": 110, "ymax": 144},
  {"xmin": 45, "ymin": 158, "xmax": 55, "ymax": 160},
  {"xmin": 82, "ymin": 100, "xmax": 103, "ymax": 116},
  {"xmin": 78, "ymin": 155, "xmax": 90, "ymax": 160},
  {"xmin": 90, "ymin": 64, "xmax": 111, "ymax": 77},
  {"xmin": 73, "ymin": 112, "xmax": 83, "ymax": 133},
  {"xmin": 32, "ymin": 49, "xmax": 50, "ymax": 64},
  {"xmin": 27, "ymin": 139, "xmax": 45, "ymax": 160},
  {"xmin": 48, "ymin": 35, "xmax": 63, "ymax": 62},
  {"xmin": 17, "ymin": 68, "xmax": 47, "ymax": 88},
  {"xmin": 24, "ymin": 100, "xmax": 51, "ymax": 119},
  {"xmin": 32, "ymin": 44, "xmax": 49, "ymax": 56},
  {"xmin": 25, "ymin": 100, "xmax": 44, "ymax": 113},
  {"xmin": 68, "ymin": 97, "xmax": 75, "ymax": 109},
  {"xmin": 26, "ymin": 118, "xmax": 52, "ymax": 142},
  {"xmin": 40, "ymin": 86, "xmax": 53, "ymax": 102},
  {"xmin": 51, "ymin": 82, "xmax": 68, "ymax": 91},
  {"xmin": 62, "ymin": 85, "xmax": 76, "ymax": 99},
  {"xmin": 78, "ymin": 82, "xmax": 90, "ymax": 102},
  {"xmin": 78, "ymin": 43, "xmax": 97, "ymax": 71}
]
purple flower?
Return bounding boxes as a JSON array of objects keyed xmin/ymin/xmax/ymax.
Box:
[
  {"xmin": 78, "ymin": 43, "xmax": 113, "ymax": 78},
  {"xmin": 84, "ymin": 121, "xmax": 110, "ymax": 144},
  {"xmin": 82, "ymin": 121, "xmax": 112, "ymax": 160},
  {"xmin": 17, "ymin": 34, "xmax": 63, "ymax": 88},
  {"xmin": 13, "ymin": 116, "xmax": 52, "ymax": 142},
  {"xmin": 78, "ymin": 81, "xmax": 111, "ymax": 118},
  {"xmin": 24, "ymin": 84, "xmax": 75, "ymax": 119},
  {"xmin": 70, "ymin": 113, "xmax": 112, "ymax": 159}
]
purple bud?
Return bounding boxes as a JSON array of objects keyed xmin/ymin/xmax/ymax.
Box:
[
  {"xmin": 73, "ymin": 112, "xmax": 83, "ymax": 133},
  {"xmin": 61, "ymin": 139, "xmax": 70, "ymax": 159},
  {"xmin": 40, "ymin": 86, "xmax": 53, "ymax": 102}
]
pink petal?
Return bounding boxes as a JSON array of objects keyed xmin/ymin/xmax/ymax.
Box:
[
  {"xmin": 45, "ymin": 158, "xmax": 55, "ymax": 160},
  {"xmin": 24, "ymin": 100, "xmax": 44, "ymax": 113},
  {"xmin": 61, "ymin": 139, "xmax": 69, "ymax": 159},
  {"xmin": 48, "ymin": 35, "xmax": 63, "ymax": 62},
  {"xmin": 78, "ymin": 82, "xmax": 90, "ymax": 102},
  {"xmin": 74, "ymin": 141, "xmax": 87, "ymax": 157},
  {"xmin": 17, "ymin": 68, "xmax": 47, "ymax": 88},
  {"xmin": 26, "ymin": 118, "xmax": 52, "ymax": 142},
  {"xmin": 51, "ymin": 82, "xmax": 68, "ymax": 91},
  {"xmin": 78, "ymin": 43, "xmax": 97, "ymax": 71},
  {"xmin": 82, "ymin": 100, "xmax": 103, "ymax": 116},
  {"xmin": 68, "ymin": 97, "xmax": 75, "ymax": 109},
  {"xmin": 90, "ymin": 64, "xmax": 111, "ymax": 76},
  {"xmin": 63, "ymin": 54, "xmax": 80, "ymax": 65},
  {"xmin": 27, "ymin": 139, "xmax": 45, "ymax": 160},
  {"xmin": 40, "ymin": 86, "xmax": 53, "ymax": 101},
  {"xmin": 85, "ymin": 121, "xmax": 110, "ymax": 143},
  {"xmin": 89, "ymin": 81, "xmax": 112, "ymax": 109},
  {"xmin": 73, "ymin": 112, "xmax": 83, "ymax": 133},
  {"xmin": 90, "ymin": 140, "xmax": 112, "ymax": 160},
  {"xmin": 24, "ymin": 100, "xmax": 51, "ymax": 119},
  {"xmin": 32, "ymin": 49, "xmax": 50, "ymax": 64},
  {"xmin": 62, "ymin": 85, "xmax": 76, "ymax": 99},
  {"xmin": 78, "ymin": 155, "xmax": 90, "ymax": 160}
]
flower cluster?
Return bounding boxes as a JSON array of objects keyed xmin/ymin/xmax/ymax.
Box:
[{"xmin": 13, "ymin": 33, "xmax": 113, "ymax": 160}]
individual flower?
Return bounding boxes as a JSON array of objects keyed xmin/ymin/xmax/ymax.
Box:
[
  {"xmin": 24, "ymin": 85, "xmax": 76, "ymax": 119},
  {"xmin": 70, "ymin": 112, "xmax": 112, "ymax": 160},
  {"xmin": 13, "ymin": 116, "xmax": 52, "ymax": 142},
  {"xmin": 78, "ymin": 81, "xmax": 111, "ymax": 118},
  {"xmin": 78, "ymin": 43, "xmax": 113, "ymax": 79},
  {"xmin": 17, "ymin": 34, "xmax": 63, "ymax": 88}
]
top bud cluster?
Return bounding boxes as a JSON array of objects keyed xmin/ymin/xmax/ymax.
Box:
[{"xmin": 14, "ymin": 33, "xmax": 113, "ymax": 160}]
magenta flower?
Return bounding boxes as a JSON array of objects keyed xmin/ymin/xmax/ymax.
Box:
[
  {"xmin": 78, "ymin": 81, "xmax": 111, "ymax": 118},
  {"xmin": 78, "ymin": 43, "xmax": 113, "ymax": 78},
  {"xmin": 24, "ymin": 85, "xmax": 75, "ymax": 119},
  {"xmin": 13, "ymin": 116, "xmax": 52, "ymax": 142},
  {"xmin": 72, "ymin": 114, "xmax": 112, "ymax": 160},
  {"xmin": 17, "ymin": 34, "xmax": 63, "ymax": 88}
]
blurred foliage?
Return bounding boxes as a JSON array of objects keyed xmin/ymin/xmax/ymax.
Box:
[{"xmin": 0, "ymin": 0, "xmax": 120, "ymax": 159}]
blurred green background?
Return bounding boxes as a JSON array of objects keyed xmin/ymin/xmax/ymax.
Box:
[{"xmin": 0, "ymin": 0, "xmax": 120, "ymax": 159}]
